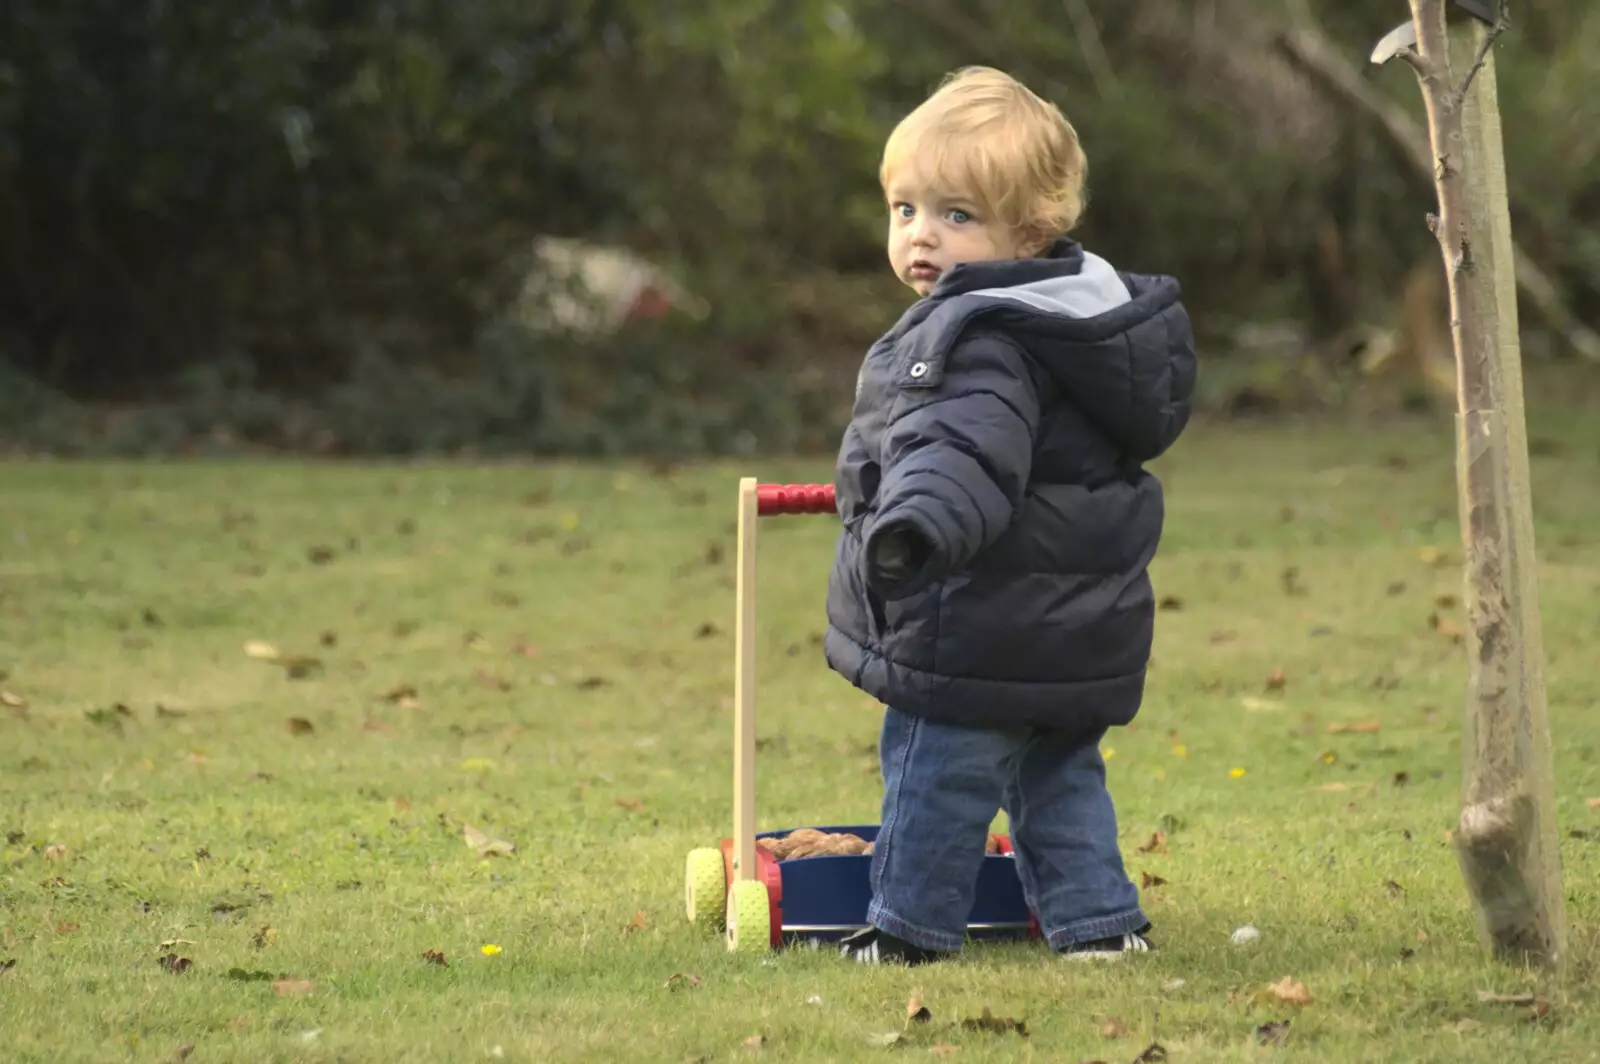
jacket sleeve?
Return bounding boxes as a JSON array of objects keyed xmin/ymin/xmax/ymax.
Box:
[{"xmin": 863, "ymin": 333, "xmax": 1039, "ymax": 600}]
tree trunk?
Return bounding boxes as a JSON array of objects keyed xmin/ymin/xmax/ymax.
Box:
[{"xmin": 1402, "ymin": 0, "xmax": 1566, "ymax": 969}]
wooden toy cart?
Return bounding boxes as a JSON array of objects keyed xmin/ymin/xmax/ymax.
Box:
[{"xmin": 681, "ymin": 479, "xmax": 1036, "ymax": 952}]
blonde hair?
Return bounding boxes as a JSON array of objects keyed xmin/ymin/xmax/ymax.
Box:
[{"xmin": 880, "ymin": 66, "xmax": 1087, "ymax": 239}]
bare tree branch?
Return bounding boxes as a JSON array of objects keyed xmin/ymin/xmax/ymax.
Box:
[{"xmin": 1450, "ymin": 0, "xmax": 1510, "ymax": 113}]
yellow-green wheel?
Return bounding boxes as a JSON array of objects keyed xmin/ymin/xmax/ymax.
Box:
[
  {"xmin": 725, "ymin": 879, "xmax": 772, "ymax": 953},
  {"xmin": 684, "ymin": 848, "xmax": 726, "ymax": 932}
]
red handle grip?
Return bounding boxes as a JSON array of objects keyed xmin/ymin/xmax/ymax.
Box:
[{"xmin": 756, "ymin": 483, "xmax": 836, "ymax": 516}]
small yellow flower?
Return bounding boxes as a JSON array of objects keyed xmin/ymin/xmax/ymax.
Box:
[
  {"xmin": 481, "ymin": 944, "xmax": 502, "ymax": 956},
  {"xmin": 1102, "ymin": 747, "xmax": 1116, "ymax": 760},
  {"xmin": 1229, "ymin": 767, "xmax": 1246, "ymax": 779},
  {"xmin": 1173, "ymin": 744, "xmax": 1188, "ymax": 758}
]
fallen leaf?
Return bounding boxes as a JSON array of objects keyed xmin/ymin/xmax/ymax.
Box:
[
  {"xmin": 422, "ymin": 949, "xmax": 448, "ymax": 967},
  {"xmin": 1157, "ymin": 595, "xmax": 1183, "ymax": 612},
  {"xmin": 285, "ymin": 717, "xmax": 314, "ymax": 735},
  {"xmin": 1430, "ymin": 612, "xmax": 1465, "ymax": 640},
  {"xmin": 961, "ymin": 1007, "xmax": 1028, "ymax": 1037},
  {"xmin": 906, "ymin": 992, "xmax": 932, "ymax": 1026},
  {"xmin": 1385, "ymin": 880, "xmax": 1405, "ymax": 898},
  {"xmin": 0, "ymin": 959, "xmax": 14, "ymax": 974},
  {"xmin": 43, "ymin": 844, "xmax": 67, "ymax": 861},
  {"xmin": 1326, "ymin": 720, "xmax": 1381, "ymax": 734},
  {"xmin": 1140, "ymin": 871, "xmax": 1169, "ymax": 889},
  {"xmin": 1133, "ymin": 1046, "xmax": 1169, "ymax": 1063},
  {"xmin": 1098, "ymin": 1015, "xmax": 1129, "ymax": 1038},
  {"xmin": 1528, "ymin": 999, "xmax": 1552, "ymax": 1022},
  {"xmin": 1265, "ymin": 668, "xmax": 1287, "ymax": 691},
  {"xmin": 55, "ymin": 920, "xmax": 80, "ymax": 933},
  {"xmin": 1268, "ymin": 976, "xmax": 1314, "ymax": 1005},
  {"xmin": 616, "ymin": 796, "xmax": 646, "ymax": 813},
  {"xmin": 1136, "ymin": 831, "xmax": 1168, "ymax": 855},
  {"xmin": 273, "ymin": 978, "xmax": 314, "ymax": 996},
  {"xmin": 1476, "ymin": 991, "xmax": 1538, "ymax": 1006},
  {"xmin": 1256, "ymin": 1020, "xmax": 1291, "ymax": 1045},
  {"xmin": 625, "ymin": 910, "xmax": 649, "ymax": 933},
  {"xmin": 0, "ymin": 690, "xmax": 26, "ymax": 708},
  {"xmin": 742, "ymin": 1034, "xmax": 765, "ymax": 1051},
  {"xmin": 462, "ymin": 823, "xmax": 516, "ymax": 858},
  {"xmin": 475, "ymin": 669, "xmax": 513, "ymax": 692},
  {"xmin": 380, "ymin": 684, "xmax": 420, "ymax": 708},
  {"xmin": 664, "ymin": 972, "xmax": 701, "ymax": 990},
  {"xmin": 158, "ymin": 954, "xmax": 193, "ymax": 974},
  {"xmin": 252, "ymin": 925, "xmax": 274, "ymax": 948}
]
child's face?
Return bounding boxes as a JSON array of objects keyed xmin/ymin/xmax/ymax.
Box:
[{"xmin": 884, "ymin": 154, "xmax": 1045, "ymax": 297}]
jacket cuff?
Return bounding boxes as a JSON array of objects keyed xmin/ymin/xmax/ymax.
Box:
[{"xmin": 862, "ymin": 507, "xmax": 945, "ymax": 601}]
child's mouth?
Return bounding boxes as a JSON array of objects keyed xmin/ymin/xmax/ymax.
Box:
[{"xmin": 909, "ymin": 261, "xmax": 940, "ymax": 280}]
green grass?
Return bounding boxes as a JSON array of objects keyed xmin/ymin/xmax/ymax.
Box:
[{"xmin": 3, "ymin": 397, "xmax": 1600, "ymax": 1063}]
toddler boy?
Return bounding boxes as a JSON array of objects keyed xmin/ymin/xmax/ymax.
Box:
[{"xmin": 825, "ymin": 66, "xmax": 1197, "ymax": 964}]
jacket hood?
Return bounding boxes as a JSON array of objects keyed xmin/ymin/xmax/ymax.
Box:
[{"xmin": 893, "ymin": 238, "xmax": 1196, "ymax": 460}]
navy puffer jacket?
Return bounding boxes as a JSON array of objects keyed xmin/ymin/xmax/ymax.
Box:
[{"xmin": 824, "ymin": 239, "xmax": 1197, "ymax": 734}]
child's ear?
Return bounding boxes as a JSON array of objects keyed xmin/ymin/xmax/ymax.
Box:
[{"xmin": 1018, "ymin": 229, "xmax": 1053, "ymax": 258}]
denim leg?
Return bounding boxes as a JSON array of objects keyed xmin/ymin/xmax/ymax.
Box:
[
  {"xmin": 1001, "ymin": 728, "xmax": 1148, "ymax": 950},
  {"xmin": 868, "ymin": 707, "xmax": 1016, "ymax": 952}
]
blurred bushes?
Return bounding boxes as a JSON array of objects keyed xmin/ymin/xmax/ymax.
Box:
[{"xmin": 1, "ymin": 0, "xmax": 1597, "ymax": 455}]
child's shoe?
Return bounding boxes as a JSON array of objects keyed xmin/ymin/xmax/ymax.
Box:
[
  {"xmin": 838, "ymin": 926, "xmax": 948, "ymax": 966},
  {"xmin": 1062, "ymin": 927, "xmax": 1154, "ymax": 961}
]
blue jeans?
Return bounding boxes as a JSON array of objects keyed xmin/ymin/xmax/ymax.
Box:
[{"xmin": 868, "ymin": 707, "xmax": 1147, "ymax": 952}]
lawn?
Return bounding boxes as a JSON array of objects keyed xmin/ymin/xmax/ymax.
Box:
[{"xmin": 3, "ymin": 390, "xmax": 1600, "ymax": 1063}]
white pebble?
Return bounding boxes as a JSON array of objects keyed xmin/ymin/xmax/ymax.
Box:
[{"xmin": 1230, "ymin": 925, "xmax": 1262, "ymax": 946}]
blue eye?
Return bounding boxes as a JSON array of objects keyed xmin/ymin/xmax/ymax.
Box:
[
  {"xmin": 893, "ymin": 203, "xmax": 914, "ymax": 218},
  {"xmin": 946, "ymin": 208, "xmax": 971, "ymax": 224}
]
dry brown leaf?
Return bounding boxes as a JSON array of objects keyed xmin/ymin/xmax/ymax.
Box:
[
  {"xmin": 1585, "ymin": 797, "xmax": 1600, "ymax": 810},
  {"xmin": 43, "ymin": 844, "xmax": 67, "ymax": 861},
  {"xmin": 1098, "ymin": 1014, "xmax": 1129, "ymax": 1038},
  {"xmin": 462, "ymin": 823, "xmax": 516, "ymax": 859},
  {"xmin": 906, "ymin": 992, "xmax": 932, "ymax": 1026},
  {"xmin": 1136, "ymin": 831, "xmax": 1168, "ymax": 855},
  {"xmin": 272, "ymin": 978, "xmax": 313, "ymax": 996},
  {"xmin": 664, "ymin": 972, "xmax": 701, "ymax": 990},
  {"xmin": 1430, "ymin": 612, "xmax": 1466, "ymax": 640},
  {"xmin": 285, "ymin": 717, "xmax": 314, "ymax": 735},
  {"xmin": 158, "ymin": 954, "xmax": 193, "ymax": 974},
  {"xmin": 1326, "ymin": 720, "xmax": 1381, "ymax": 734},
  {"xmin": 1265, "ymin": 668, "xmax": 1287, "ymax": 691},
  {"xmin": 252, "ymin": 924, "xmax": 274, "ymax": 949},
  {"xmin": 742, "ymin": 1034, "xmax": 765, "ymax": 1051},
  {"xmin": 1157, "ymin": 595, "xmax": 1184, "ymax": 612},
  {"xmin": 615, "ymin": 796, "xmax": 646, "ymax": 813},
  {"xmin": 55, "ymin": 920, "xmax": 80, "ymax": 934},
  {"xmin": 1140, "ymin": 871, "xmax": 1168, "ymax": 889},
  {"xmin": 1268, "ymin": 976, "xmax": 1314, "ymax": 1005},
  {"xmin": 625, "ymin": 909, "xmax": 649, "ymax": 933},
  {"xmin": 380, "ymin": 684, "xmax": 419, "ymax": 708},
  {"xmin": 422, "ymin": 949, "xmax": 448, "ymax": 967}
]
